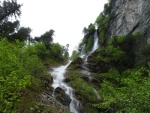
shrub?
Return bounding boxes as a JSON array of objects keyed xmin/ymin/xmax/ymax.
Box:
[
  {"xmin": 85, "ymin": 35, "xmax": 94, "ymax": 52},
  {"xmin": 92, "ymin": 67, "xmax": 150, "ymax": 113},
  {"xmin": 0, "ymin": 39, "xmax": 31, "ymax": 112},
  {"xmin": 0, "ymin": 39, "xmax": 47, "ymax": 112}
]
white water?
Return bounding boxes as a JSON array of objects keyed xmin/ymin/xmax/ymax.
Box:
[
  {"xmin": 80, "ymin": 31, "xmax": 99, "ymax": 61},
  {"xmin": 93, "ymin": 89, "xmax": 100, "ymax": 99},
  {"xmin": 80, "ymin": 44, "xmax": 86, "ymax": 58},
  {"xmin": 51, "ymin": 61, "xmax": 80, "ymax": 113},
  {"xmin": 80, "ymin": 30, "xmax": 100, "ymax": 100},
  {"xmin": 91, "ymin": 31, "xmax": 99, "ymax": 53}
]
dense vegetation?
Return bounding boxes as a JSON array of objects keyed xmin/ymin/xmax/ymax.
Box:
[
  {"xmin": 0, "ymin": 0, "xmax": 69, "ymax": 112},
  {"xmin": 87, "ymin": 32, "xmax": 150, "ymax": 113},
  {"xmin": 68, "ymin": 0, "xmax": 150, "ymax": 113},
  {"xmin": 1, "ymin": 0, "xmax": 150, "ymax": 113}
]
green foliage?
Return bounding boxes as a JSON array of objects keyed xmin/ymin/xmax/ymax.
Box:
[
  {"xmin": 0, "ymin": 0, "xmax": 21, "ymax": 22},
  {"xmin": 96, "ymin": 14, "xmax": 110, "ymax": 45},
  {"xmin": 0, "ymin": 0, "xmax": 29, "ymax": 42},
  {"xmin": 50, "ymin": 43, "xmax": 63, "ymax": 58},
  {"xmin": 25, "ymin": 42, "xmax": 65, "ymax": 65},
  {"xmin": 87, "ymin": 23, "xmax": 95, "ymax": 33},
  {"xmin": 133, "ymin": 32, "xmax": 142, "ymax": 39},
  {"xmin": 66, "ymin": 71, "xmax": 98, "ymax": 103},
  {"xmin": 95, "ymin": 15, "xmax": 104, "ymax": 25},
  {"xmin": 116, "ymin": 35, "xmax": 126, "ymax": 44},
  {"xmin": 104, "ymin": 3, "xmax": 111, "ymax": 15},
  {"xmin": 93, "ymin": 67, "xmax": 150, "ymax": 113},
  {"xmin": 70, "ymin": 50, "xmax": 80, "ymax": 60},
  {"xmin": 63, "ymin": 52, "xmax": 69, "ymax": 60},
  {"xmin": 95, "ymin": 45, "xmax": 125, "ymax": 62},
  {"xmin": 34, "ymin": 29, "xmax": 55, "ymax": 49},
  {"xmin": 9, "ymin": 27, "xmax": 31, "ymax": 41},
  {"xmin": 88, "ymin": 44, "xmax": 125, "ymax": 72},
  {"xmin": 0, "ymin": 39, "xmax": 52, "ymax": 112},
  {"xmin": 33, "ymin": 31, "xmax": 66, "ymax": 63},
  {"xmin": 27, "ymin": 43, "xmax": 47, "ymax": 60},
  {"xmin": 0, "ymin": 20, "xmax": 19, "ymax": 35},
  {"xmin": 85, "ymin": 35, "xmax": 94, "ymax": 52},
  {"xmin": 94, "ymin": 1, "xmax": 111, "ymax": 46},
  {"xmin": 79, "ymin": 23, "xmax": 96, "ymax": 53},
  {"xmin": 86, "ymin": 31, "xmax": 150, "ymax": 112},
  {"xmin": 0, "ymin": 39, "xmax": 31, "ymax": 112},
  {"xmin": 106, "ymin": 45, "xmax": 125, "ymax": 61},
  {"xmin": 88, "ymin": 32, "xmax": 149, "ymax": 73}
]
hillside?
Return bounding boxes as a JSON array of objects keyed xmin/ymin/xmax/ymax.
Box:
[{"xmin": 67, "ymin": 0, "xmax": 150, "ymax": 112}]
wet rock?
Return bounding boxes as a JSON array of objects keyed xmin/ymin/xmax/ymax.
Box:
[
  {"xmin": 64, "ymin": 77, "xmax": 71, "ymax": 83},
  {"xmin": 81, "ymin": 76, "xmax": 91, "ymax": 82},
  {"xmin": 88, "ymin": 62, "xmax": 110, "ymax": 73},
  {"xmin": 54, "ymin": 87, "xmax": 71, "ymax": 107}
]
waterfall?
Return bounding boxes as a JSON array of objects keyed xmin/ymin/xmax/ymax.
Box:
[
  {"xmin": 90, "ymin": 30, "xmax": 99, "ymax": 53},
  {"xmin": 80, "ymin": 30, "xmax": 99, "ymax": 59},
  {"xmin": 51, "ymin": 61, "xmax": 80, "ymax": 113},
  {"xmin": 80, "ymin": 30, "xmax": 100, "ymax": 100},
  {"xmin": 80, "ymin": 44, "xmax": 86, "ymax": 58}
]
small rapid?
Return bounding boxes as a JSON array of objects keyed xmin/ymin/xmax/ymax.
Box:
[{"xmin": 51, "ymin": 61, "xmax": 80, "ymax": 113}]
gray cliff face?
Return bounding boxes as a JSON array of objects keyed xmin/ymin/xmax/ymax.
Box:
[{"xmin": 108, "ymin": 0, "xmax": 150, "ymax": 40}]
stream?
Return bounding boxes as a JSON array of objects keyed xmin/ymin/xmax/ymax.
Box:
[
  {"xmin": 81, "ymin": 30, "xmax": 100, "ymax": 100},
  {"xmin": 51, "ymin": 61, "xmax": 80, "ymax": 113},
  {"xmin": 50, "ymin": 30, "xmax": 100, "ymax": 113}
]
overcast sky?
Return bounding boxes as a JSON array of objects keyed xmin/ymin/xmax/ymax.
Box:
[{"xmin": 17, "ymin": 0, "xmax": 108, "ymax": 55}]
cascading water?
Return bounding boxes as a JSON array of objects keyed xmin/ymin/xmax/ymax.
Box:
[
  {"xmin": 85, "ymin": 30, "xmax": 99, "ymax": 63},
  {"xmin": 80, "ymin": 44, "xmax": 86, "ymax": 58},
  {"xmin": 81, "ymin": 30, "xmax": 99, "ymax": 61},
  {"xmin": 51, "ymin": 61, "xmax": 80, "ymax": 113},
  {"xmin": 80, "ymin": 30, "xmax": 100, "ymax": 99},
  {"xmin": 81, "ymin": 30, "xmax": 99, "ymax": 67},
  {"xmin": 90, "ymin": 30, "xmax": 99, "ymax": 53}
]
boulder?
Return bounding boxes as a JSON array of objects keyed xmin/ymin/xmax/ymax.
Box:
[
  {"xmin": 68, "ymin": 57, "xmax": 84, "ymax": 70},
  {"xmin": 54, "ymin": 87, "xmax": 71, "ymax": 107},
  {"xmin": 71, "ymin": 57, "xmax": 83, "ymax": 65}
]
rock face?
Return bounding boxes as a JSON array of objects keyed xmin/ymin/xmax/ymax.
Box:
[{"xmin": 108, "ymin": 0, "xmax": 150, "ymax": 40}]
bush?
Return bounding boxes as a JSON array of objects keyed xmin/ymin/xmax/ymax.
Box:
[
  {"xmin": 0, "ymin": 39, "xmax": 47, "ymax": 112},
  {"xmin": 96, "ymin": 15, "xmax": 110, "ymax": 45},
  {"xmin": 92, "ymin": 67, "xmax": 150, "ymax": 113},
  {"xmin": 66, "ymin": 71, "xmax": 99, "ymax": 103},
  {"xmin": 0, "ymin": 39, "xmax": 31, "ymax": 112},
  {"xmin": 85, "ymin": 35, "xmax": 94, "ymax": 52},
  {"xmin": 70, "ymin": 50, "xmax": 80, "ymax": 60}
]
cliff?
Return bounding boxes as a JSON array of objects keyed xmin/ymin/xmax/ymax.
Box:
[{"xmin": 108, "ymin": 0, "xmax": 150, "ymax": 40}]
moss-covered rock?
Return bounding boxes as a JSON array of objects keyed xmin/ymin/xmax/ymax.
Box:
[{"xmin": 68, "ymin": 57, "xmax": 83, "ymax": 70}]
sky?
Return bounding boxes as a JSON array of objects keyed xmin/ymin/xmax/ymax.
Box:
[{"xmin": 17, "ymin": 0, "xmax": 108, "ymax": 55}]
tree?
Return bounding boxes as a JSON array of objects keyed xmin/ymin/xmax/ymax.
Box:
[
  {"xmin": 34, "ymin": 29, "xmax": 55, "ymax": 49},
  {"xmin": 0, "ymin": 20, "xmax": 19, "ymax": 35},
  {"xmin": 70, "ymin": 50, "xmax": 80, "ymax": 60},
  {"xmin": 0, "ymin": 0, "xmax": 30, "ymax": 42},
  {"xmin": 82, "ymin": 27, "xmax": 88, "ymax": 35},
  {"xmin": 9, "ymin": 27, "xmax": 31, "ymax": 41},
  {"xmin": 0, "ymin": 0, "xmax": 22, "ymax": 23}
]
